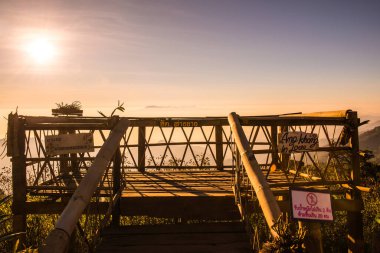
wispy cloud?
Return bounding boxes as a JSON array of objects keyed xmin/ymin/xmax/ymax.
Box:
[{"xmin": 145, "ymin": 105, "xmax": 195, "ymax": 109}]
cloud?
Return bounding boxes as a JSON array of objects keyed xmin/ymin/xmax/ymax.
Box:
[{"xmin": 145, "ymin": 105, "xmax": 195, "ymax": 109}]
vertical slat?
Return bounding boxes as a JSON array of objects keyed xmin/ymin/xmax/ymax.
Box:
[
  {"xmin": 346, "ymin": 111, "xmax": 364, "ymax": 253},
  {"xmin": 270, "ymin": 125, "xmax": 279, "ymax": 166},
  {"xmin": 302, "ymin": 222, "xmax": 323, "ymax": 253},
  {"xmin": 111, "ymin": 149, "xmax": 121, "ymax": 227},
  {"xmin": 215, "ymin": 124, "xmax": 224, "ymax": 170},
  {"xmin": 138, "ymin": 126, "xmax": 146, "ymax": 172},
  {"xmin": 11, "ymin": 114, "xmax": 27, "ymax": 246}
]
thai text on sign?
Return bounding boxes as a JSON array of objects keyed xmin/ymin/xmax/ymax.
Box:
[
  {"xmin": 160, "ymin": 120, "xmax": 199, "ymax": 127},
  {"xmin": 290, "ymin": 188, "xmax": 333, "ymax": 221},
  {"xmin": 278, "ymin": 131, "xmax": 319, "ymax": 153},
  {"xmin": 45, "ymin": 133, "xmax": 94, "ymax": 156}
]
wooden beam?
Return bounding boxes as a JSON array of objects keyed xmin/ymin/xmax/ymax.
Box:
[
  {"xmin": 215, "ymin": 124, "xmax": 224, "ymax": 170},
  {"xmin": 346, "ymin": 111, "xmax": 364, "ymax": 253},
  {"xmin": 228, "ymin": 112, "xmax": 281, "ymax": 238},
  {"xmin": 40, "ymin": 118, "xmax": 130, "ymax": 253},
  {"xmin": 138, "ymin": 126, "xmax": 146, "ymax": 172},
  {"xmin": 11, "ymin": 114, "xmax": 27, "ymax": 247},
  {"xmin": 112, "ymin": 149, "xmax": 122, "ymax": 227},
  {"xmin": 26, "ymin": 198, "xmax": 362, "ymax": 215}
]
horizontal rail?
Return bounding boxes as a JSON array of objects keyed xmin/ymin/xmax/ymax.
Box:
[{"xmin": 22, "ymin": 112, "xmax": 352, "ymax": 130}]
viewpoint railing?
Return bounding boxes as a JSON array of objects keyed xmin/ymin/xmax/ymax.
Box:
[
  {"xmin": 228, "ymin": 110, "xmax": 364, "ymax": 252},
  {"xmin": 7, "ymin": 110, "xmax": 365, "ymax": 252}
]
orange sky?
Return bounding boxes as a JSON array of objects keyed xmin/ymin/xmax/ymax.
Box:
[{"xmin": 1, "ymin": 1, "xmax": 380, "ymax": 137}]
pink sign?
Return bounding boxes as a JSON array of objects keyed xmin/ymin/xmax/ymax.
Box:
[{"xmin": 291, "ymin": 189, "xmax": 333, "ymax": 221}]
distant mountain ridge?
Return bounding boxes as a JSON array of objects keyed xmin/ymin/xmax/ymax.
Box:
[{"xmin": 360, "ymin": 125, "xmax": 380, "ymax": 162}]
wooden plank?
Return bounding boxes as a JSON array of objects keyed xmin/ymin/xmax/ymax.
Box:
[
  {"xmin": 25, "ymin": 198, "xmax": 362, "ymax": 215},
  {"xmin": 11, "ymin": 115, "xmax": 27, "ymax": 244},
  {"xmin": 215, "ymin": 125, "xmax": 224, "ymax": 170},
  {"xmin": 120, "ymin": 196, "xmax": 240, "ymax": 219},
  {"xmin": 138, "ymin": 126, "xmax": 145, "ymax": 172},
  {"xmin": 96, "ymin": 222, "xmax": 252, "ymax": 253},
  {"xmin": 112, "ymin": 150, "xmax": 122, "ymax": 226},
  {"xmin": 23, "ymin": 114, "xmax": 350, "ymax": 130}
]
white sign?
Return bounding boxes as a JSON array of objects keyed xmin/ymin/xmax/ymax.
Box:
[
  {"xmin": 278, "ymin": 132, "xmax": 319, "ymax": 153},
  {"xmin": 291, "ymin": 189, "xmax": 333, "ymax": 221},
  {"xmin": 45, "ymin": 133, "xmax": 94, "ymax": 156}
]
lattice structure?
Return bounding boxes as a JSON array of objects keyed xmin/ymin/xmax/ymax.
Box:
[
  {"xmin": 232, "ymin": 111, "xmax": 363, "ymax": 252},
  {"xmin": 7, "ymin": 110, "xmax": 365, "ymax": 252}
]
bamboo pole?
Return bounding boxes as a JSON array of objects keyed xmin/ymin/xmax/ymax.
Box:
[
  {"xmin": 228, "ymin": 112, "xmax": 281, "ymax": 238},
  {"xmin": 40, "ymin": 119, "xmax": 129, "ymax": 253},
  {"xmin": 279, "ymin": 110, "xmax": 349, "ymax": 118}
]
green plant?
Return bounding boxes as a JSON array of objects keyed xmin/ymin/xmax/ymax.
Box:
[
  {"xmin": 0, "ymin": 196, "xmax": 25, "ymax": 253},
  {"xmin": 55, "ymin": 101, "xmax": 82, "ymax": 111},
  {"xmin": 53, "ymin": 101, "xmax": 83, "ymax": 116},
  {"xmin": 260, "ymin": 215, "xmax": 306, "ymax": 253},
  {"xmin": 98, "ymin": 100, "xmax": 125, "ymax": 117}
]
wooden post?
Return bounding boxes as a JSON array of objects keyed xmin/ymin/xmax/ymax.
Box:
[
  {"xmin": 346, "ymin": 111, "xmax": 364, "ymax": 253},
  {"xmin": 10, "ymin": 114, "xmax": 27, "ymax": 247},
  {"xmin": 271, "ymin": 125, "xmax": 279, "ymax": 168},
  {"xmin": 40, "ymin": 119, "xmax": 129, "ymax": 253},
  {"xmin": 59, "ymin": 130, "xmax": 74, "ymax": 203},
  {"xmin": 111, "ymin": 149, "xmax": 121, "ymax": 227},
  {"xmin": 215, "ymin": 124, "xmax": 224, "ymax": 170},
  {"xmin": 302, "ymin": 222, "xmax": 323, "ymax": 253},
  {"xmin": 138, "ymin": 126, "xmax": 146, "ymax": 172},
  {"xmin": 228, "ymin": 112, "xmax": 281, "ymax": 238}
]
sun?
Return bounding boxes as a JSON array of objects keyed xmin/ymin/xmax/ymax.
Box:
[{"xmin": 25, "ymin": 36, "xmax": 57, "ymax": 64}]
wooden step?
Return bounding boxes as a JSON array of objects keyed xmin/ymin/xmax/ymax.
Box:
[
  {"xmin": 119, "ymin": 195, "xmax": 241, "ymax": 220},
  {"xmin": 96, "ymin": 222, "xmax": 253, "ymax": 253}
]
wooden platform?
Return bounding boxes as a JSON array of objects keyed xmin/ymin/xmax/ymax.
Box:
[
  {"xmin": 123, "ymin": 170, "xmax": 234, "ymax": 197},
  {"xmin": 121, "ymin": 170, "xmax": 241, "ymax": 219},
  {"xmin": 96, "ymin": 222, "xmax": 253, "ymax": 253}
]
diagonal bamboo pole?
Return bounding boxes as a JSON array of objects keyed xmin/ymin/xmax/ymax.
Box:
[
  {"xmin": 228, "ymin": 112, "xmax": 281, "ymax": 238},
  {"xmin": 40, "ymin": 118, "xmax": 129, "ymax": 253}
]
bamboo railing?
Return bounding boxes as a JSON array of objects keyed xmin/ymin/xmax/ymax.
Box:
[
  {"xmin": 39, "ymin": 119, "xmax": 129, "ymax": 253},
  {"xmin": 228, "ymin": 112, "xmax": 282, "ymax": 238}
]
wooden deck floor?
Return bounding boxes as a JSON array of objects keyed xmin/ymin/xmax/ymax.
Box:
[
  {"xmin": 123, "ymin": 170, "xmax": 234, "ymax": 197},
  {"xmin": 28, "ymin": 169, "xmax": 331, "ymax": 198}
]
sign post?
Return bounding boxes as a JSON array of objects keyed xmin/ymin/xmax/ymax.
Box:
[
  {"xmin": 290, "ymin": 188, "xmax": 333, "ymax": 222},
  {"xmin": 290, "ymin": 188, "xmax": 332, "ymax": 253}
]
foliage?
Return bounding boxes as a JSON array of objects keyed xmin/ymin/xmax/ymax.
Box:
[
  {"xmin": 361, "ymin": 161, "xmax": 380, "ymax": 251},
  {"xmin": 25, "ymin": 213, "xmax": 57, "ymax": 250},
  {"xmin": 146, "ymin": 154, "xmax": 211, "ymax": 169},
  {"xmin": 55, "ymin": 101, "xmax": 82, "ymax": 111},
  {"xmin": 53, "ymin": 101, "xmax": 83, "ymax": 116},
  {"xmin": 0, "ymin": 166, "xmax": 12, "ymax": 195},
  {"xmin": 0, "ymin": 195, "xmax": 25, "ymax": 253},
  {"xmin": 98, "ymin": 100, "xmax": 125, "ymax": 117},
  {"xmin": 320, "ymin": 211, "xmax": 348, "ymax": 252},
  {"xmin": 260, "ymin": 215, "xmax": 306, "ymax": 253}
]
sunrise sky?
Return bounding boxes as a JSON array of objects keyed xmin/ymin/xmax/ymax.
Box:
[{"xmin": 1, "ymin": 0, "xmax": 380, "ymax": 135}]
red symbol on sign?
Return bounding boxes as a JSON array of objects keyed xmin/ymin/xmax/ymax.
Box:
[{"xmin": 306, "ymin": 193, "xmax": 318, "ymax": 206}]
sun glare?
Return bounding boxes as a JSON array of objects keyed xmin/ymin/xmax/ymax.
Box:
[{"xmin": 26, "ymin": 36, "xmax": 57, "ymax": 64}]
